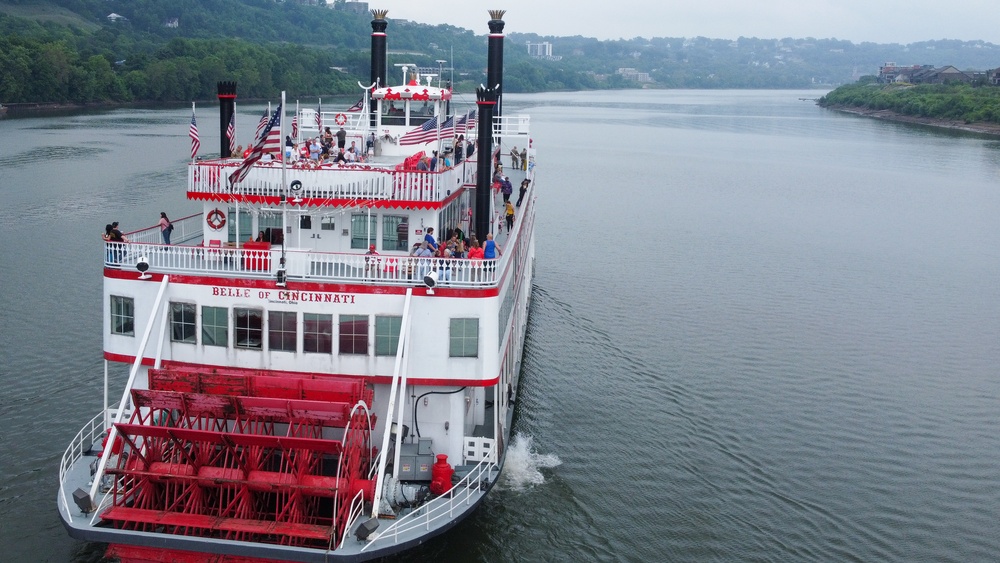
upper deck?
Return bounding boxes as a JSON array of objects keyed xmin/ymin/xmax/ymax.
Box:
[{"xmin": 188, "ymin": 156, "xmax": 477, "ymax": 208}]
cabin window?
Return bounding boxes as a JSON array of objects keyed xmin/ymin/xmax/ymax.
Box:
[
  {"xmin": 383, "ymin": 215, "xmax": 409, "ymax": 251},
  {"xmin": 375, "ymin": 316, "xmax": 402, "ymax": 356},
  {"xmin": 170, "ymin": 303, "xmax": 197, "ymax": 344},
  {"xmin": 234, "ymin": 308, "xmax": 263, "ymax": 349},
  {"xmin": 300, "ymin": 215, "xmax": 312, "ymax": 230},
  {"xmin": 339, "ymin": 314, "xmax": 369, "ymax": 355},
  {"xmin": 227, "ymin": 209, "xmax": 252, "ymax": 244},
  {"xmin": 449, "ymin": 318, "xmax": 479, "ymax": 358},
  {"xmin": 110, "ymin": 295, "xmax": 134, "ymax": 336},
  {"xmin": 320, "ymin": 217, "xmax": 336, "ymax": 231},
  {"xmin": 268, "ymin": 311, "xmax": 297, "ymax": 352},
  {"xmin": 202, "ymin": 306, "xmax": 228, "ymax": 347},
  {"xmin": 351, "ymin": 214, "xmax": 377, "ymax": 250},
  {"xmin": 304, "ymin": 313, "xmax": 333, "ymax": 354}
]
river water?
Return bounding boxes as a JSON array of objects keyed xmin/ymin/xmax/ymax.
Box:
[{"xmin": 2, "ymin": 90, "xmax": 1000, "ymax": 562}]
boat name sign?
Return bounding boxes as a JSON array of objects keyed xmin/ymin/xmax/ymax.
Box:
[{"xmin": 211, "ymin": 286, "xmax": 358, "ymax": 304}]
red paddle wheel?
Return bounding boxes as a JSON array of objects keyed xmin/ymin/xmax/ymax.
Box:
[{"xmin": 100, "ymin": 368, "xmax": 376, "ymax": 553}]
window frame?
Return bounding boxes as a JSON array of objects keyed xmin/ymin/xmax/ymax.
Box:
[
  {"xmin": 268, "ymin": 310, "xmax": 297, "ymax": 352},
  {"xmin": 303, "ymin": 313, "xmax": 333, "ymax": 354},
  {"xmin": 375, "ymin": 315, "xmax": 402, "ymax": 356},
  {"xmin": 169, "ymin": 302, "xmax": 197, "ymax": 344},
  {"xmin": 110, "ymin": 295, "xmax": 135, "ymax": 336},
  {"xmin": 449, "ymin": 318, "xmax": 479, "ymax": 358},
  {"xmin": 234, "ymin": 307, "xmax": 263, "ymax": 350},
  {"xmin": 202, "ymin": 306, "xmax": 228, "ymax": 347},
  {"xmin": 339, "ymin": 314, "xmax": 369, "ymax": 355}
]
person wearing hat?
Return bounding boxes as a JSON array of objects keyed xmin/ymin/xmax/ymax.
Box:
[{"xmin": 365, "ymin": 243, "xmax": 380, "ymax": 278}]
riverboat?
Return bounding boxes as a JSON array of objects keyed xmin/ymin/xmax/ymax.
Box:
[{"xmin": 56, "ymin": 10, "xmax": 536, "ymax": 562}]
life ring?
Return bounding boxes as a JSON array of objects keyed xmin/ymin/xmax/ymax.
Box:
[
  {"xmin": 335, "ymin": 113, "xmax": 347, "ymax": 126},
  {"xmin": 206, "ymin": 208, "xmax": 226, "ymax": 230}
]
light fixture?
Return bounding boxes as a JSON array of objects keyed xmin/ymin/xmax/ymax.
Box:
[
  {"xmin": 136, "ymin": 256, "xmax": 150, "ymax": 279},
  {"xmin": 276, "ymin": 258, "xmax": 286, "ymax": 287},
  {"xmin": 423, "ymin": 270, "xmax": 438, "ymax": 294}
]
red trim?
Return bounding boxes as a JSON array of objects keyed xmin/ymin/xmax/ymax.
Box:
[
  {"xmin": 187, "ymin": 192, "xmax": 461, "ymax": 210},
  {"xmin": 476, "ymin": 101, "xmax": 498, "ymax": 106},
  {"xmin": 217, "ymin": 94, "xmax": 237, "ymax": 99},
  {"xmin": 101, "ymin": 353, "xmax": 501, "ymax": 387},
  {"xmin": 103, "ymin": 267, "xmax": 500, "ymax": 297}
]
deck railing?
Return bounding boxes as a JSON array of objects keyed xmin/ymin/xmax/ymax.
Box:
[
  {"xmin": 188, "ymin": 159, "xmax": 476, "ymax": 204},
  {"xmin": 58, "ymin": 410, "xmax": 109, "ymax": 519},
  {"xmin": 105, "ymin": 241, "xmax": 502, "ymax": 287},
  {"xmin": 122, "ymin": 213, "xmax": 203, "ymax": 246},
  {"xmin": 360, "ymin": 450, "xmax": 500, "ymax": 553}
]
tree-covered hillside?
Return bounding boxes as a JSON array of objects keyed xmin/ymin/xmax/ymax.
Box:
[
  {"xmin": 819, "ymin": 82, "xmax": 1000, "ymax": 124},
  {"xmin": 2, "ymin": 0, "xmax": 1000, "ymax": 105}
]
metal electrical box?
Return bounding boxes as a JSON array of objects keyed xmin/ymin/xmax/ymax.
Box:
[{"xmin": 397, "ymin": 442, "xmax": 434, "ymax": 481}]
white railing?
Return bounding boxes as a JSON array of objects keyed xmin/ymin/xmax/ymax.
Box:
[
  {"xmin": 188, "ymin": 160, "xmax": 474, "ymax": 203},
  {"xmin": 105, "ymin": 242, "xmax": 502, "ymax": 287},
  {"xmin": 360, "ymin": 451, "xmax": 500, "ymax": 553},
  {"xmin": 123, "ymin": 213, "xmax": 203, "ymax": 246},
  {"xmin": 494, "ymin": 114, "xmax": 531, "ymax": 138},
  {"xmin": 58, "ymin": 410, "xmax": 109, "ymax": 519}
]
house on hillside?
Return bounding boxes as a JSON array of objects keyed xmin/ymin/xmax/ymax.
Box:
[
  {"xmin": 164, "ymin": 18, "xmax": 179, "ymax": 28},
  {"xmin": 107, "ymin": 13, "xmax": 127, "ymax": 23},
  {"xmin": 879, "ymin": 63, "xmax": 976, "ymax": 85}
]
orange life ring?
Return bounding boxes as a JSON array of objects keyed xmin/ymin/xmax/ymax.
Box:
[
  {"xmin": 206, "ymin": 208, "xmax": 226, "ymax": 230},
  {"xmin": 335, "ymin": 113, "xmax": 347, "ymax": 126}
]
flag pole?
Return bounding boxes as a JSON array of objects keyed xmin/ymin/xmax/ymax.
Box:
[{"xmin": 279, "ymin": 92, "xmax": 288, "ymax": 285}]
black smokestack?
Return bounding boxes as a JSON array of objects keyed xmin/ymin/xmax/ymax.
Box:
[
  {"xmin": 486, "ymin": 10, "xmax": 506, "ymax": 118},
  {"xmin": 370, "ymin": 9, "xmax": 388, "ymax": 125},
  {"xmin": 474, "ymin": 85, "xmax": 498, "ymax": 241},
  {"xmin": 217, "ymin": 81, "xmax": 237, "ymax": 158}
]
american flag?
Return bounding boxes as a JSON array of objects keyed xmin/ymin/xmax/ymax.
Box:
[
  {"xmin": 291, "ymin": 114, "xmax": 298, "ymax": 139},
  {"xmin": 254, "ymin": 108, "xmax": 268, "ymax": 143},
  {"xmin": 229, "ymin": 103, "xmax": 281, "ymax": 187},
  {"xmin": 316, "ymin": 100, "xmax": 322, "ymax": 130},
  {"xmin": 226, "ymin": 112, "xmax": 236, "ymax": 155},
  {"xmin": 346, "ymin": 97, "xmax": 365, "ymax": 112},
  {"xmin": 189, "ymin": 109, "xmax": 200, "ymax": 159},
  {"xmin": 399, "ymin": 115, "xmax": 441, "ymax": 146},
  {"xmin": 459, "ymin": 109, "xmax": 477, "ymax": 130}
]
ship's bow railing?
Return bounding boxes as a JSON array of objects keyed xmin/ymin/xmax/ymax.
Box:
[{"xmin": 58, "ymin": 408, "xmax": 131, "ymax": 520}]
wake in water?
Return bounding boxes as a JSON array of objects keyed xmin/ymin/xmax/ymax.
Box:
[{"xmin": 499, "ymin": 433, "xmax": 561, "ymax": 491}]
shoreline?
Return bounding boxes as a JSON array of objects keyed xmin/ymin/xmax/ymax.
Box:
[{"xmin": 825, "ymin": 105, "xmax": 1000, "ymax": 137}]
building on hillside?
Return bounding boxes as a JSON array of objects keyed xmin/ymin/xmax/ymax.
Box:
[
  {"xmin": 335, "ymin": 1, "xmax": 370, "ymax": 13},
  {"xmin": 526, "ymin": 42, "xmax": 561, "ymax": 60},
  {"xmin": 616, "ymin": 68, "xmax": 653, "ymax": 83},
  {"xmin": 878, "ymin": 63, "xmax": 976, "ymax": 84},
  {"xmin": 106, "ymin": 13, "xmax": 127, "ymax": 23},
  {"xmin": 164, "ymin": 18, "xmax": 179, "ymax": 29}
]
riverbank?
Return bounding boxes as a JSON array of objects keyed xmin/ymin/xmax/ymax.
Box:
[{"xmin": 825, "ymin": 104, "xmax": 1000, "ymax": 137}]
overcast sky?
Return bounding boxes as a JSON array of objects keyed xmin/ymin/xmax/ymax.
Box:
[{"xmin": 360, "ymin": 0, "xmax": 997, "ymax": 44}]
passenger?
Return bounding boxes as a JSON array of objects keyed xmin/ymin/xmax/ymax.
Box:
[
  {"xmin": 423, "ymin": 227, "xmax": 439, "ymax": 252},
  {"xmin": 501, "ymin": 176, "xmax": 513, "ymax": 203},
  {"xmin": 334, "ymin": 148, "xmax": 347, "ymax": 164},
  {"xmin": 285, "ymin": 135, "xmax": 294, "ymax": 160},
  {"xmin": 521, "ymin": 147, "xmax": 528, "ymax": 170},
  {"xmin": 309, "ymin": 138, "xmax": 321, "ymax": 161},
  {"xmin": 365, "ymin": 244, "xmax": 380, "ymax": 277},
  {"xmin": 505, "ymin": 201, "xmax": 515, "ymax": 231},
  {"xmin": 454, "ymin": 224, "xmax": 466, "ymax": 244},
  {"xmin": 516, "ymin": 179, "xmax": 530, "ymax": 207},
  {"xmin": 416, "ymin": 157, "xmax": 429, "ymax": 171},
  {"xmin": 510, "ymin": 146, "xmax": 519, "ymax": 169},
  {"xmin": 454, "ymin": 135, "xmax": 464, "ymax": 164},
  {"xmin": 483, "ymin": 233, "xmax": 501, "ymax": 277},
  {"xmin": 347, "ymin": 141, "xmax": 358, "ymax": 157},
  {"xmin": 366, "ymin": 132, "xmax": 375, "ymax": 155},
  {"xmin": 336, "ymin": 126, "xmax": 347, "ymax": 150},
  {"xmin": 467, "ymin": 237, "xmax": 483, "ymax": 281},
  {"xmin": 322, "ymin": 127, "xmax": 334, "ymax": 149},
  {"xmin": 158, "ymin": 212, "xmax": 173, "ymax": 245},
  {"xmin": 414, "ymin": 241, "xmax": 434, "ymax": 278},
  {"xmin": 467, "ymin": 139, "xmax": 476, "ymax": 159},
  {"xmin": 429, "ymin": 150, "xmax": 438, "ymax": 172},
  {"xmin": 256, "ymin": 230, "xmax": 266, "ymax": 243}
]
